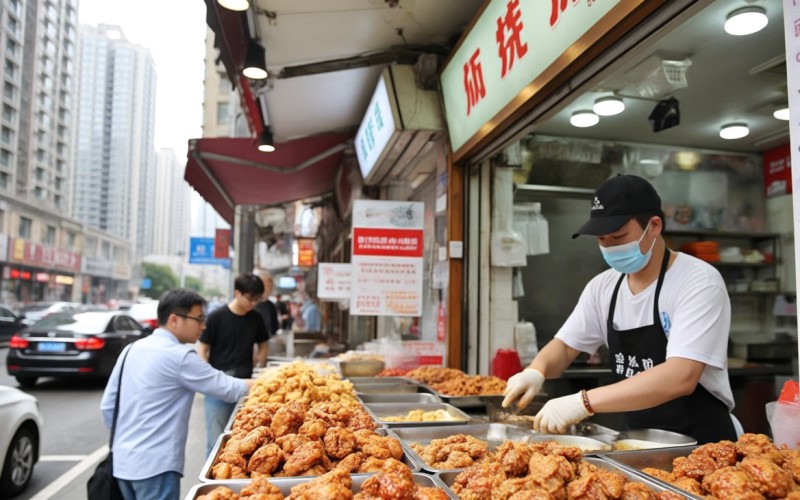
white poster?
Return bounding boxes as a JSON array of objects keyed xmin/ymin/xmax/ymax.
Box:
[{"xmin": 317, "ymin": 263, "xmax": 352, "ymax": 300}]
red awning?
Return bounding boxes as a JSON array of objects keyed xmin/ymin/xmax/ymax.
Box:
[{"xmin": 184, "ymin": 133, "xmax": 352, "ymax": 225}]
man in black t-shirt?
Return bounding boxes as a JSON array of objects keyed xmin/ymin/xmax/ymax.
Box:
[
  {"xmin": 197, "ymin": 273, "xmax": 268, "ymax": 456},
  {"xmin": 253, "ymin": 272, "xmax": 278, "ymax": 338}
]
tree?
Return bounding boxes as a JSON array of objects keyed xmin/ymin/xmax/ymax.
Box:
[
  {"xmin": 141, "ymin": 262, "xmax": 178, "ymax": 299},
  {"xmin": 184, "ymin": 275, "xmax": 203, "ymax": 293}
]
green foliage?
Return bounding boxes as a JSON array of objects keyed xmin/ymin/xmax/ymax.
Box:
[
  {"xmin": 141, "ymin": 262, "xmax": 178, "ymax": 299},
  {"xmin": 184, "ymin": 275, "xmax": 203, "ymax": 292}
]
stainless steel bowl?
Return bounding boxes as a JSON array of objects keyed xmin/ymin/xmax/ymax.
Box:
[{"xmin": 611, "ymin": 429, "xmax": 697, "ymax": 450}]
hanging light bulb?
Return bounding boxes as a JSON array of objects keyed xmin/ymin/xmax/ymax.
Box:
[
  {"xmin": 773, "ymin": 107, "xmax": 790, "ymax": 121},
  {"xmin": 592, "ymin": 96, "xmax": 625, "ymax": 116},
  {"xmin": 724, "ymin": 6, "xmax": 768, "ymax": 36},
  {"xmin": 242, "ymin": 42, "xmax": 268, "ymax": 80},
  {"xmin": 570, "ymin": 110, "xmax": 599, "ymax": 128},
  {"xmin": 218, "ymin": 0, "xmax": 249, "ymax": 11},
  {"xmin": 257, "ymin": 127, "xmax": 275, "ymax": 152},
  {"xmin": 719, "ymin": 123, "xmax": 749, "ymax": 140}
]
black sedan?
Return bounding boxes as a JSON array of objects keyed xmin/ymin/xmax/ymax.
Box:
[{"xmin": 6, "ymin": 311, "xmax": 149, "ymax": 387}]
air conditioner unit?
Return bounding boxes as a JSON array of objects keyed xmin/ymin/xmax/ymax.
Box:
[{"xmin": 355, "ymin": 64, "xmax": 445, "ymax": 186}]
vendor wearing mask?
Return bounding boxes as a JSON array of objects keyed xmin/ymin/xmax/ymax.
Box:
[{"xmin": 503, "ymin": 174, "xmax": 738, "ymax": 444}]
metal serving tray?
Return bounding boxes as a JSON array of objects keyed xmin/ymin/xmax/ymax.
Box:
[
  {"xmin": 353, "ymin": 380, "xmax": 427, "ymax": 395},
  {"xmin": 358, "ymin": 392, "xmax": 442, "ymax": 404},
  {"xmin": 529, "ymin": 434, "xmax": 612, "ymax": 452},
  {"xmin": 437, "ymin": 456, "xmax": 699, "ymax": 499},
  {"xmin": 600, "ymin": 445, "xmax": 697, "ymax": 472},
  {"xmin": 609, "ymin": 429, "xmax": 697, "ymax": 450},
  {"xmin": 200, "ymin": 428, "xmax": 421, "ymax": 483},
  {"xmin": 363, "ymin": 402, "xmax": 471, "ymax": 427},
  {"xmin": 186, "ymin": 472, "xmax": 456, "ymax": 499},
  {"xmin": 347, "ymin": 376, "xmax": 415, "ymax": 384},
  {"xmin": 389, "ymin": 423, "xmax": 537, "ymax": 474},
  {"xmin": 417, "ymin": 384, "xmax": 492, "ymax": 409}
]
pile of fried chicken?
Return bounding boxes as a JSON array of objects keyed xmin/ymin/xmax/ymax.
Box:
[
  {"xmin": 449, "ymin": 440, "xmax": 684, "ymax": 499},
  {"xmin": 198, "ymin": 458, "xmax": 449, "ymax": 499},
  {"xmin": 405, "ymin": 366, "xmax": 506, "ymax": 396},
  {"xmin": 211, "ymin": 401, "xmax": 404, "ymax": 479},
  {"xmin": 640, "ymin": 433, "xmax": 800, "ymax": 498},
  {"xmin": 246, "ymin": 361, "xmax": 360, "ymax": 407}
]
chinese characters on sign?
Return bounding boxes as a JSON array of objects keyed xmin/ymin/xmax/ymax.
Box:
[
  {"xmin": 354, "ymin": 77, "xmax": 398, "ymax": 181},
  {"xmin": 317, "ymin": 263, "xmax": 352, "ymax": 300},
  {"xmin": 350, "ymin": 200, "xmax": 424, "ymax": 316}
]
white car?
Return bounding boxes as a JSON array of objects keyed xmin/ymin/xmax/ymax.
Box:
[{"xmin": 0, "ymin": 386, "xmax": 41, "ymax": 496}]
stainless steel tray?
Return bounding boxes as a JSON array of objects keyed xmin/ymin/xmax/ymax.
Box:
[
  {"xmin": 599, "ymin": 445, "xmax": 697, "ymax": 472},
  {"xmin": 186, "ymin": 472, "xmax": 456, "ymax": 499},
  {"xmin": 437, "ymin": 456, "xmax": 698, "ymax": 498},
  {"xmin": 610, "ymin": 429, "xmax": 697, "ymax": 450},
  {"xmin": 353, "ymin": 380, "xmax": 426, "ymax": 394},
  {"xmin": 388, "ymin": 423, "xmax": 538, "ymax": 473},
  {"xmin": 363, "ymin": 402, "xmax": 471, "ymax": 427},
  {"xmin": 358, "ymin": 392, "xmax": 442, "ymax": 404},
  {"xmin": 417, "ymin": 383, "xmax": 493, "ymax": 409},
  {"xmin": 529, "ymin": 434, "xmax": 612, "ymax": 452},
  {"xmin": 347, "ymin": 376, "xmax": 415, "ymax": 384},
  {"xmin": 200, "ymin": 428, "xmax": 420, "ymax": 483}
]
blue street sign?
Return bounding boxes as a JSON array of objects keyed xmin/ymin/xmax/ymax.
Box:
[
  {"xmin": 140, "ymin": 278, "xmax": 152, "ymax": 290},
  {"xmin": 188, "ymin": 237, "xmax": 231, "ymax": 267}
]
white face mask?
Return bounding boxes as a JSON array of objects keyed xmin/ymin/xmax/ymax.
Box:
[{"xmin": 599, "ymin": 224, "xmax": 656, "ymax": 274}]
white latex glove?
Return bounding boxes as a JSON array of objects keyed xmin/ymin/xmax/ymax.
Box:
[
  {"xmin": 502, "ymin": 368, "xmax": 545, "ymax": 408},
  {"xmin": 533, "ymin": 392, "xmax": 591, "ymax": 434}
]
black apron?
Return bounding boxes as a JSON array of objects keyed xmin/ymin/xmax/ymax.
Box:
[{"xmin": 606, "ymin": 249, "xmax": 736, "ymax": 444}]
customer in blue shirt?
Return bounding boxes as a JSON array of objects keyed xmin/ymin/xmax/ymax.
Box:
[
  {"xmin": 298, "ymin": 292, "xmax": 321, "ymax": 331},
  {"xmin": 100, "ymin": 288, "xmax": 253, "ymax": 500}
]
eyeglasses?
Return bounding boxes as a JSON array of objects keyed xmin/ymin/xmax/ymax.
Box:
[
  {"xmin": 242, "ymin": 294, "xmax": 261, "ymax": 303},
  {"xmin": 175, "ymin": 313, "xmax": 206, "ymax": 324}
]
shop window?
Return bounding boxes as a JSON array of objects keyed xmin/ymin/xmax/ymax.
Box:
[
  {"xmin": 18, "ymin": 216, "xmax": 31, "ymax": 239},
  {"xmin": 66, "ymin": 231, "xmax": 76, "ymax": 248},
  {"xmin": 217, "ymin": 102, "xmax": 230, "ymax": 125},
  {"xmin": 44, "ymin": 225, "xmax": 56, "ymax": 245}
]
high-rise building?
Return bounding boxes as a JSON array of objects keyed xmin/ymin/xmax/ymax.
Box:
[
  {"xmin": 73, "ymin": 24, "xmax": 156, "ymax": 257},
  {"xmin": 153, "ymin": 148, "xmax": 190, "ymax": 256}
]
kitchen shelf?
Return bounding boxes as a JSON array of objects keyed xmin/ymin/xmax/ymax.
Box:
[
  {"xmin": 711, "ymin": 262, "xmax": 775, "ymax": 269},
  {"xmin": 664, "ymin": 229, "xmax": 779, "ymax": 241},
  {"xmin": 513, "ymin": 183, "xmax": 594, "ymax": 201}
]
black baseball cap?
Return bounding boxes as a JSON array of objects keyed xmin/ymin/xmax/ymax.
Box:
[{"xmin": 572, "ymin": 174, "xmax": 663, "ymax": 238}]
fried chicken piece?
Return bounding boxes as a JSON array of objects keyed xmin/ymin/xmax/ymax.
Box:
[
  {"xmin": 287, "ymin": 468, "xmax": 353, "ymax": 500},
  {"xmin": 248, "ymin": 443, "xmax": 283, "ymax": 475},
  {"xmin": 567, "ymin": 466, "xmax": 626, "ymax": 499},
  {"xmin": 621, "ymin": 482, "xmax": 656, "ymax": 500},
  {"xmin": 358, "ymin": 456, "xmax": 388, "ymax": 473},
  {"xmin": 653, "ymin": 492, "xmax": 687, "ymax": 500},
  {"xmin": 641, "ymin": 468, "xmax": 674, "ymax": 483},
  {"xmin": 334, "ymin": 452, "xmax": 364, "ymax": 473},
  {"xmin": 495, "ymin": 476, "xmax": 551, "ymax": 499},
  {"xmin": 691, "ymin": 440, "xmax": 739, "ymax": 468},
  {"xmin": 495, "ymin": 441, "xmax": 534, "ymax": 477},
  {"xmin": 232, "ymin": 402, "xmax": 283, "ymax": 433},
  {"xmin": 451, "ymin": 462, "xmax": 507, "ymax": 499},
  {"xmin": 353, "ymin": 430, "xmax": 403, "ymax": 460},
  {"xmin": 283, "ymin": 439, "xmax": 325, "ymax": 476},
  {"xmin": 410, "ymin": 434, "xmax": 490, "ymax": 469},
  {"xmin": 324, "ymin": 427, "xmax": 357, "ymax": 459},
  {"xmin": 349, "ymin": 411, "xmax": 378, "ymax": 431},
  {"xmin": 271, "ymin": 401, "xmax": 309, "ymax": 438},
  {"xmin": 197, "ymin": 486, "xmax": 239, "ymax": 500},
  {"xmin": 211, "ymin": 462, "xmax": 248, "ymax": 479},
  {"xmin": 239, "ymin": 426, "xmax": 274, "ymax": 456},
  {"xmin": 358, "ymin": 458, "xmax": 416, "ymax": 499},
  {"xmin": 702, "ymin": 465, "xmax": 763, "ymax": 499},
  {"xmin": 670, "ymin": 476, "xmax": 704, "ymax": 496},
  {"xmin": 737, "ymin": 433, "xmax": 784, "ymax": 465},
  {"xmin": 671, "ymin": 455, "xmax": 717, "ymax": 481},
  {"xmin": 412, "ymin": 486, "xmax": 450, "ymax": 500},
  {"xmin": 298, "ymin": 418, "xmax": 328, "ymax": 440},
  {"xmin": 276, "ymin": 433, "xmax": 311, "ymax": 454},
  {"xmin": 527, "ymin": 441, "xmax": 584, "ymax": 463},
  {"xmin": 239, "ymin": 475, "xmax": 283, "ymax": 499},
  {"xmin": 739, "ymin": 455, "xmax": 793, "ymax": 498},
  {"xmin": 217, "ymin": 450, "xmax": 247, "ymax": 469},
  {"xmin": 526, "ymin": 453, "xmax": 573, "ymax": 499},
  {"xmin": 781, "ymin": 448, "xmax": 800, "ymax": 484}
]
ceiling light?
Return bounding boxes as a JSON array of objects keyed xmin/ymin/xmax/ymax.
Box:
[
  {"xmin": 773, "ymin": 107, "xmax": 790, "ymax": 121},
  {"xmin": 242, "ymin": 42, "xmax": 268, "ymax": 80},
  {"xmin": 724, "ymin": 6, "xmax": 768, "ymax": 36},
  {"xmin": 218, "ymin": 0, "xmax": 249, "ymax": 11},
  {"xmin": 570, "ymin": 110, "xmax": 599, "ymax": 128},
  {"xmin": 719, "ymin": 123, "xmax": 749, "ymax": 140},
  {"xmin": 593, "ymin": 96, "xmax": 625, "ymax": 116},
  {"xmin": 257, "ymin": 127, "xmax": 275, "ymax": 152}
]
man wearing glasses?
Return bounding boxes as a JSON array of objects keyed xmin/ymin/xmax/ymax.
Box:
[{"xmin": 197, "ymin": 273, "xmax": 269, "ymax": 456}]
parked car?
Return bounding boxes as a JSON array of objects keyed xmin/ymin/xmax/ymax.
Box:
[
  {"xmin": 0, "ymin": 305, "xmax": 26, "ymax": 342},
  {"xmin": 0, "ymin": 386, "xmax": 41, "ymax": 496},
  {"xmin": 6, "ymin": 311, "xmax": 149, "ymax": 387},
  {"xmin": 126, "ymin": 301, "xmax": 159, "ymax": 332},
  {"xmin": 18, "ymin": 302, "xmax": 80, "ymax": 326}
]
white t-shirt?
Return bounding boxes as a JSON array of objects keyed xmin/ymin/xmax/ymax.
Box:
[{"xmin": 555, "ymin": 252, "xmax": 734, "ymax": 411}]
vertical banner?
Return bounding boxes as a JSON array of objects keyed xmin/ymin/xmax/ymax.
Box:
[
  {"xmin": 350, "ymin": 200, "xmax": 424, "ymax": 316},
  {"xmin": 214, "ymin": 229, "xmax": 231, "ymax": 258},
  {"xmin": 783, "ymin": 0, "xmax": 800, "ymax": 368}
]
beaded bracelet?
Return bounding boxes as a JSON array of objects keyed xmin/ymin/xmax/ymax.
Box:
[{"xmin": 580, "ymin": 389, "xmax": 595, "ymax": 415}]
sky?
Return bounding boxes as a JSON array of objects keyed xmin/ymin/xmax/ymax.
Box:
[{"xmin": 78, "ymin": 0, "xmax": 208, "ymax": 156}]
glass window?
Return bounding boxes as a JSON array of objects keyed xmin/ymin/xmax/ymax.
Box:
[
  {"xmin": 66, "ymin": 231, "xmax": 76, "ymax": 248},
  {"xmin": 18, "ymin": 216, "xmax": 31, "ymax": 238},
  {"xmin": 217, "ymin": 102, "xmax": 230, "ymax": 124},
  {"xmin": 44, "ymin": 225, "xmax": 56, "ymax": 245}
]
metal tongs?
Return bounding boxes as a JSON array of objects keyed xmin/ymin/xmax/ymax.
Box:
[{"xmin": 569, "ymin": 421, "xmax": 620, "ymax": 437}]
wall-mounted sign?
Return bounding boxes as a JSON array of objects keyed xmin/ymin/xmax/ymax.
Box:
[
  {"xmin": 214, "ymin": 228, "xmax": 231, "ymax": 258},
  {"xmin": 188, "ymin": 237, "xmax": 231, "ymax": 267},
  {"xmin": 763, "ymin": 144, "xmax": 792, "ymax": 197},
  {"xmin": 9, "ymin": 238, "xmax": 81, "ymax": 272},
  {"xmin": 317, "ymin": 263, "xmax": 352, "ymax": 300},
  {"xmin": 440, "ymin": 0, "xmax": 623, "ymax": 158},
  {"xmin": 355, "ymin": 76, "xmax": 398, "ymax": 182},
  {"xmin": 293, "ymin": 238, "xmax": 316, "ymax": 267},
  {"xmin": 350, "ymin": 200, "xmax": 424, "ymax": 317}
]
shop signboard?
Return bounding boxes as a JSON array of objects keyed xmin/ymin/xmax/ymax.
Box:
[
  {"xmin": 9, "ymin": 238, "xmax": 81, "ymax": 272},
  {"xmin": 82, "ymin": 256, "xmax": 113, "ymax": 277},
  {"xmin": 440, "ymin": 0, "xmax": 625, "ymax": 159},
  {"xmin": 188, "ymin": 237, "xmax": 231, "ymax": 267},
  {"xmin": 317, "ymin": 263, "xmax": 352, "ymax": 300},
  {"xmin": 350, "ymin": 200, "xmax": 424, "ymax": 316},
  {"xmin": 293, "ymin": 238, "xmax": 316, "ymax": 268},
  {"xmin": 355, "ymin": 76, "xmax": 398, "ymax": 182},
  {"xmin": 763, "ymin": 144, "xmax": 792, "ymax": 197},
  {"xmin": 214, "ymin": 228, "xmax": 231, "ymax": 258}
]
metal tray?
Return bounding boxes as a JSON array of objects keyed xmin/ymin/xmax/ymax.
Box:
[
  {"xmin": 600, "ymin": 445, "xmax": 697, "ymax": 472},
  {"xmin": 200, "ymin": 428, "xmax": 420, "ymax": 483},
  {"xmin": 186, "ymin": 472, "xmax": 456, "ymax": 499},
  {"xmin": 347, "ymin": 376, "xmax": 416, "ymax": 384},
  {"xmin": 416, "ymin": 383, "xmax": 493, "ymax": 409},
  {"xmin": 363, "ymin": 402, "xmax": 471, "ymax": 427},
  {"xmin": 610, "ymin": 429, "xmax": 697, "ymax": 450},
  {"xmin": 529, "ymin": 434, "xmax": 612, "ymax": 452},
  {"xmin": 353, "ymin": 380, "xmax": 426, "ymax": 394},
  {"xmin": 437, "ymin": 456, "xmax": 699, "ymax": 498},
  {"xmin": 358, "ymin": 392, "xmax": 442, "ymax": 404},
  {"xmin": 388, "ymin": 423, "xmax": 538, "ymax": 474}
]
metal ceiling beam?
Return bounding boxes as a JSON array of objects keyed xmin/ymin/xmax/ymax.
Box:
[{"xmin": 277, "ymin": 46, "xmax": 448, "ymax": 79}]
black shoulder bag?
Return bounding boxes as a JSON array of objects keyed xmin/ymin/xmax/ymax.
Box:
[{"xmin": 87, "ymin": 348, "xmax": 130, "ymax": 500}]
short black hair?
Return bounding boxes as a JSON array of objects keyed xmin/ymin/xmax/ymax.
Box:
[
  {"xmin": 157, "ymin": 288, "xmax": 207, "ymax": 325},
  {"xmin": 234, "ymin": 273, "xmax": 265, "ymax": 297}
]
